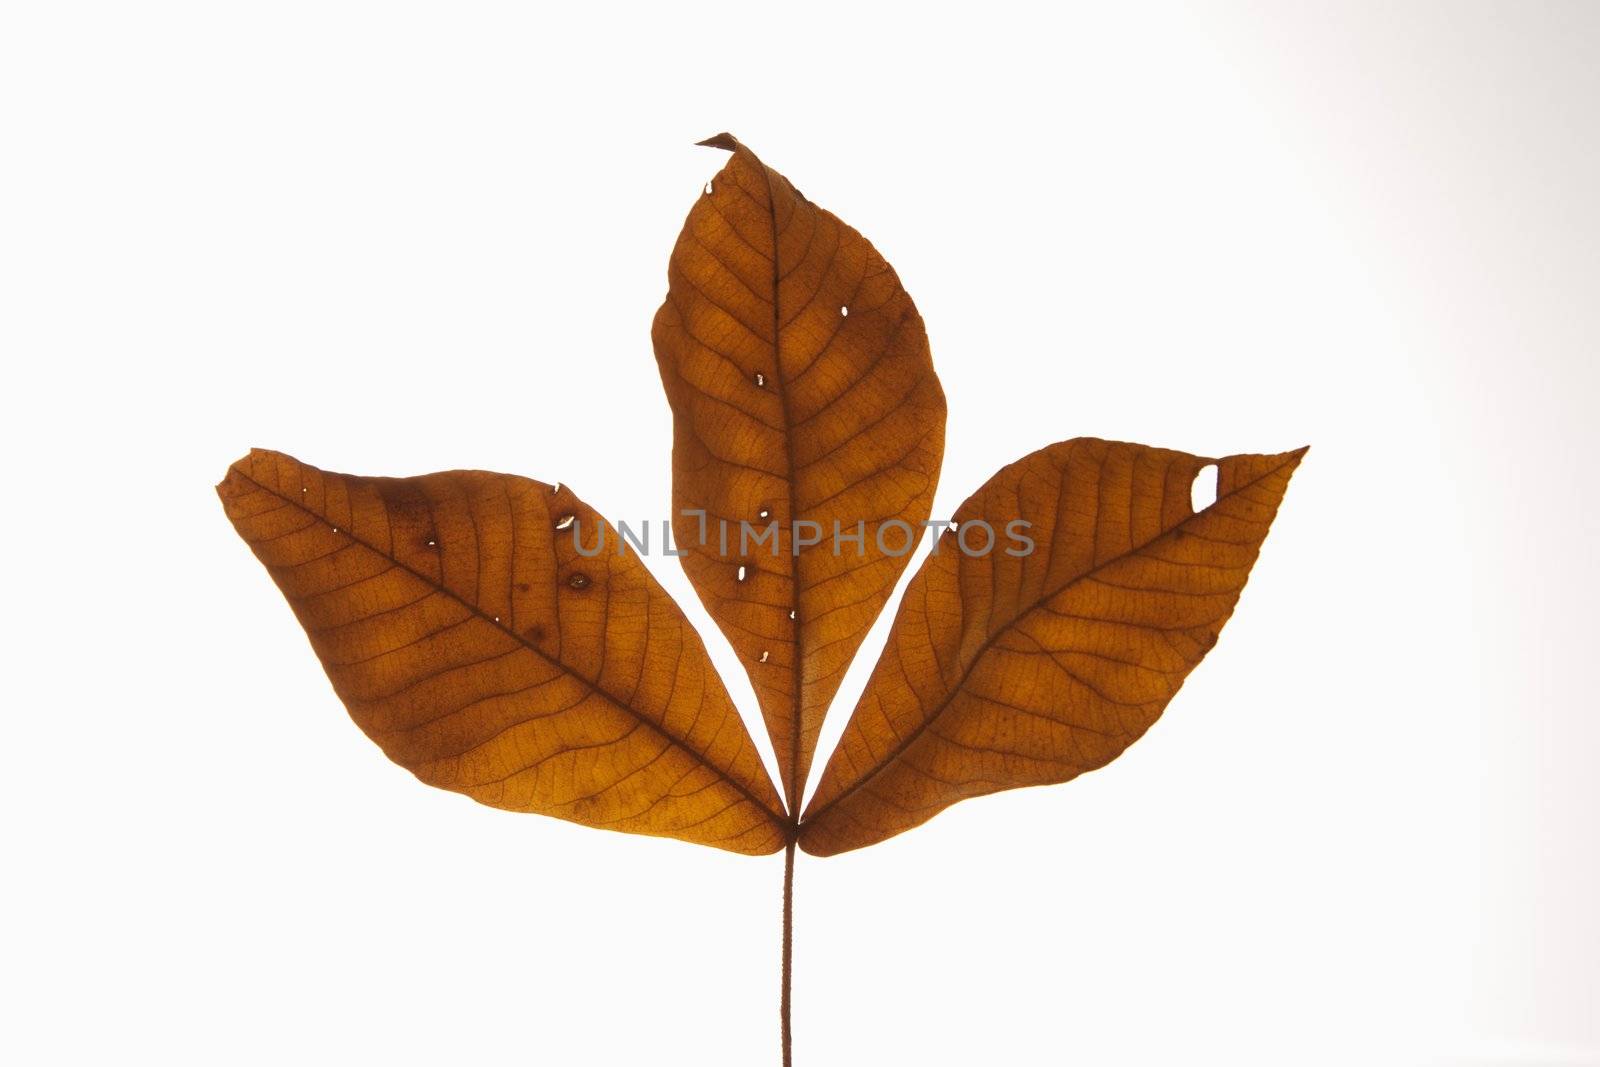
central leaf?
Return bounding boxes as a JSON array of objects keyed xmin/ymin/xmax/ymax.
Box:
[{"xmin": 652, "ymin": 134, "xmax": 947, "ymax": 807}]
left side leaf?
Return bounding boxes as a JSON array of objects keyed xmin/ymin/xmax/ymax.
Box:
[{"xmin": 217, "ymin": 449, "xmax": 787, "ymax": 855}]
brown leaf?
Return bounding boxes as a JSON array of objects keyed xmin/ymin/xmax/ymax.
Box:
[
  {"xmin": 215, "ymin": 137, "xmax": 1313, "ymax": 1065},
  {"xmin": 652, "ymin": 134, "xmax": 947, "ymax": 806},
  {"xmin": 799, "ymin": 438, "xmax": 1306, "ymax": 856},
  {"xmin": 216, "ymin": 449, "xmax": 787, "ymax": 855}
]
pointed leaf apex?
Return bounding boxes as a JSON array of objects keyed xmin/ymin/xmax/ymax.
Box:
[{"xmin": 696, "ymin": 132, "xmax": 741, "ymax": 151}]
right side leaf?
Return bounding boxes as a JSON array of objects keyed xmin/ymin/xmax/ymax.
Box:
[{"xmin": 800, "ymin": 438, "xmax": 1306, "ymax": 856}]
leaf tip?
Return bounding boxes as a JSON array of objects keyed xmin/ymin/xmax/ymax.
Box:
[
  {"xmin": 216, "ymin": 451, "xmax": 247, "ymax": 491},
  {"xmin": 216, "ymin": 448, "xmax": 281, "ymax": 502},
  {"xmin": 695, "ymin": 132, "xmax": 741, "ymax": 152}
]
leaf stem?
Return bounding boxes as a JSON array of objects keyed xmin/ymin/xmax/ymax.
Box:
[{"xmin": 781, "ymin": 837, "xmax": 795, "ymax": 1066}]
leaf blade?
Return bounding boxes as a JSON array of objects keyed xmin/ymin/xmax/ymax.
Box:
[
  {"xmin": 799, "ymin": 438, "xmax": 1305, "ymax": 856},
  {"xmin": 652, "ymin": 135, "xmax": 947, "ymax": 806},
  {"xmin": 218, "ymin": 449, "xmax": 787, "ymax": 854}
]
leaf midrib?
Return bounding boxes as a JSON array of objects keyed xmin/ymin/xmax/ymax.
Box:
[{"xmin": 751, "ymin": 146, "xmax": 806, "ymax": 824}]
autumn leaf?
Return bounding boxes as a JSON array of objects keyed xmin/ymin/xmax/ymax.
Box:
[
  {"xmin": 217, "ymin": 136, "xmax": 1305, "ymax": 1065},
  {"xmin": 652, "ymin": 133, "xmax": 946, "ymax": 807},
  {"xmin": 216, "ymin": 449, "xmax": 787, "ymax": 854},
  {"xmin": 799, "ymin": 438, "xmax": 1306, "ymax": 856}
]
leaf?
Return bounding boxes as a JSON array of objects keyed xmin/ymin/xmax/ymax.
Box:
[
  {"xmin": 799, "ymin": 438, "xmax": 1306, "ymax": 856},
  {"xmin": 652, "ymin": 133, "xmax": 947, "ymax": 805},
  {"xmin": 216, "ymin": 449, "xmax": 787, "ymax": 855},
  {"xmin": 216, "ymin": 136, "xmax": 1313, "ymax": 1066}
]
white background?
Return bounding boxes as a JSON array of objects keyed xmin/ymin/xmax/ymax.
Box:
[{"xmin": 3, "ymin": 2, "xmax": 1596, "ymax": 1064}]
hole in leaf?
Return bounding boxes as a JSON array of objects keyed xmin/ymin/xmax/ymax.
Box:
[
  {"xmin": 757, "ymin": 506, "xmax": 771, "ymax": 520},
  {"xmin": 568, "ymin": 573, "xmax": 590, "ymax": 590},
  {"xmin": 736, "ymin": 564, "xmax": 748, "ymax": 582},
  {"xmin": 840, "ymin": 305, "xmax": 849, "ymax": 317},
  {"xmin": 759, "ymin": 650, "xmax": 770, "ymax": 663},
  {"xmin": 555, "ymin": 514, "xmax": 576, "ymax": 531},
  {"xmin": 1191, "ymin": 463, "xmax": 1219, "ymax": 512},
  {"xmin": 754, "ymin": 372, "xmax": 766, "ymax": 387},
  {"xmin": 704, "ymin": 180, "xmax": 713, "ymax": 195},
  {"xmin": 789, "ymin": 609, "xmax": 796, "ymax": 620}
]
